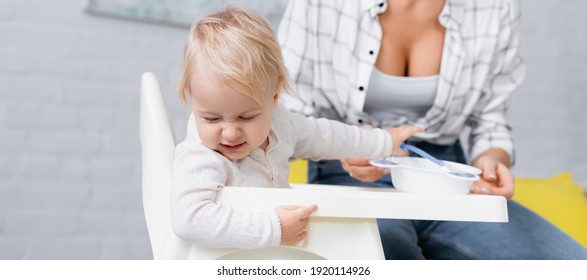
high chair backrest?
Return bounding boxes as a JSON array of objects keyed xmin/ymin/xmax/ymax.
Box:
[{"xmin": 139, "ymin": 72, "xmax": 191, "ymax": 259}]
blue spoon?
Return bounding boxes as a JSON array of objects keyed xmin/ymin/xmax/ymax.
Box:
[
  {"xmin": 370, "ymin": 158, "xmax": 398, "ymax": 167},
  {"xmin": 399, "ymin": 143, "xmax": 477, "ymax": 179}
]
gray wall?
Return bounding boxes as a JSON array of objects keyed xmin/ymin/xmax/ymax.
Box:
[
  {"xmin": 0, "ymin": 0, "xmax": 585, "ymax": 259},
  {"xmin": 512, "ymin": 0, "xmax": 587, "ymax": 182}
]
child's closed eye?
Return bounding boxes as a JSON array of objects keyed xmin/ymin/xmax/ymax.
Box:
[
  {"xmin": 202, "ymin": 117, "xmax": 221, "ymax": 123},
  {"xmin": 239, "ymin": 115, "xmax": 259, "ymax": 121}
]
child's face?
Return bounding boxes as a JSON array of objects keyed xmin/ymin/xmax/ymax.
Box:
[{"xmin": 190, "ymin": 72, "xmax": 278, "ymax": 161}]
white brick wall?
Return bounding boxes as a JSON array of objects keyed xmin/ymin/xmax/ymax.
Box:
[
  {"xmin": 0, "ymin": 0, "xmax": 189, "ymax": 259},
  {"xmin": 0, "ymin": 0, "xmax": 586, "ymax": 259}
]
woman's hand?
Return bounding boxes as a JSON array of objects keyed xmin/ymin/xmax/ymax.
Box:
[
  {"xmin": 470, "ymin": 149, "xmax": 515, "ymax": 199},
  {"xmin": 341, "ymin": 125, "xmax": 424, "ymax": 182},
  {"xmin": 276, "ymin": 204, "xmax": 318, "ymax": 244},
  {"xmin": 341, "ymin": 157, "xmax": 390, "ymax": 182}
]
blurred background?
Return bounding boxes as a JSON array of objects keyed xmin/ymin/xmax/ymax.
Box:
[{"xmin": 0, "ymin": 0, "xmax": 585, "ymax": 259}]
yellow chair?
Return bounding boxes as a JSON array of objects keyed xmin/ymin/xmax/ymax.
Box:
[
  {"xmin": 514, "ymin": 173, "xmax": 587, "ymax": 248},
  {"xmin": 289, "ymin": 159, "xmax": 587, "ymax": 248}
]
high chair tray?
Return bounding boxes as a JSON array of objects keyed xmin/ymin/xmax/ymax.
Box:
[{"xmin": 216, "ymin": 184, "xmax": 508, "ymax": 222}]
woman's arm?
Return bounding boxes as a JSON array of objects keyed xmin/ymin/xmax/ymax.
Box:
[
  {"xmin": 467, "ymin": 0, "xmax": 525, "ymax": 166},
  {"xmin": 467, "ymin": 0, "xmax": 523, "ymax": 199}
]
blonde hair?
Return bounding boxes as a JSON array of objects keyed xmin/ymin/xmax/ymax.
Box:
[{"xmin": 178, "ymin": 7, "xmax": 290, "ymax": 104}]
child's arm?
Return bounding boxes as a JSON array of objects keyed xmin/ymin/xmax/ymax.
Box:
[
  {"xmin": 281, "ymin": 104, "xmax": 423, "ymax": 160},
  {"xmin": 171, "ymin": 141, "xmax": 282, "ymax": 248}
]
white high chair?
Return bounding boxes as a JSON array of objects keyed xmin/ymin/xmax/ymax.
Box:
[{"xmin": 139, "ymin": 72, "xmax": 509, "ymax": 260}]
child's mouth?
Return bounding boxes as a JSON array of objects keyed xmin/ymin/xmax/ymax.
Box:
[{"xmin": 221, "ymin": 142, "xmax": 245, "ymax": 151}]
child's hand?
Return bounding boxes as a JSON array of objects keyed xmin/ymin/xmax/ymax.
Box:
[
  {"xmin": 387, "ymin": 125, "xmax": 425, "ymax": 156},
  {"xmin": 275, "ymin": 204, "xmax": 318, "ymax": 244}
]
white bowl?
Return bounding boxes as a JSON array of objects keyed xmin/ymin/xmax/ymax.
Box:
[{"xmin": 371, "ymin": 157, "xmax": 481, "ymax": 195}]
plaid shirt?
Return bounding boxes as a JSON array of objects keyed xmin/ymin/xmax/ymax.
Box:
[{"xmin": 277, "ymin": 0, "xmax": 525, "ymax": 162}]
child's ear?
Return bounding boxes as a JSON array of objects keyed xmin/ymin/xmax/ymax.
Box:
[{"xmin": 272, "ymin": 89, "xmax": 280, "ymax": 107}]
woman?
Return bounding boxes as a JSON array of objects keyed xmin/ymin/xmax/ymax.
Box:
[{"xmin": 277, "ymin": 0, "xmax": 587, "ymax": 259}]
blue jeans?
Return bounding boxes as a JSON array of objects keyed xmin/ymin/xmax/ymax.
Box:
[{"xmin": 308, "ymin": 140, "xmax": 587, "ymax": 259}]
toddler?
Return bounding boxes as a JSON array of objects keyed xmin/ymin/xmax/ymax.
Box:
[{"xmin": 171, "ymin": 7, "xmax": 423, "ymax": 248}]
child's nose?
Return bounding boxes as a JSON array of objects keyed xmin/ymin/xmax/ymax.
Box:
[{"xmin": 222, "ymin": 124, "xmax": 240, "ymax": 141}]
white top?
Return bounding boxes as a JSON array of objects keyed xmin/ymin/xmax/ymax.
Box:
[
  {"xmin": 364, "ymin": 67, "xmax": 438, "ymax": 123},
  {"xmin": 171, "ymin": 104, "xmax": 393, "ymax": 248},
  {"xmin": 277, "ymin": 0, "xmax": 525, "ymax": 163}
]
